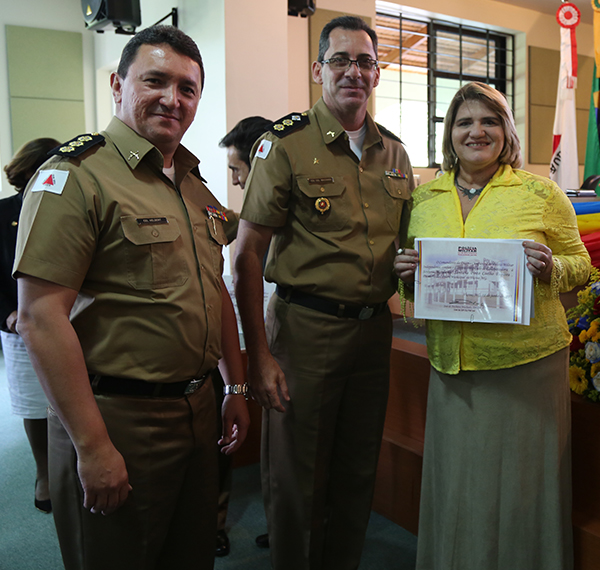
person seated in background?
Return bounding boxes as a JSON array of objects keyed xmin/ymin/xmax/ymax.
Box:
[
  {"xmin": 214, "ymin": 115, "xmax": 272, "ymax": 557},
  {"xmin": 1, "ymin": 137, "xmax": 60, "ymax": 514},
  {"xmin": 394, "ymin": 81, "xmax": 590, "ymax": 570}
]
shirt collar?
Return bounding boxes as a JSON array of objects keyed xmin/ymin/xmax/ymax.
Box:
[
  {"xmin": 103, "ymin": 117, "xmax": 200, "ymax": 178},
  {"xmin": 313, "ymin": 97, "xmax": 382, "ymax": 150}
]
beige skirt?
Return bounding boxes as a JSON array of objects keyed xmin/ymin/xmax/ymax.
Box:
[{"xmin": 416, "ymin": 347, "xmax": 573, "ymax": 570}]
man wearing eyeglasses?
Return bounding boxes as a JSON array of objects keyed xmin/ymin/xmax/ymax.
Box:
[{"xmin": 233, "ymin": 15, "xmax": 414, "ymax": 570}]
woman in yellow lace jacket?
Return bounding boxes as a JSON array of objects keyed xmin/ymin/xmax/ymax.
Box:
[{"xmin": 394, "ymin": 82, "xmax": 590, "ymax": 570}]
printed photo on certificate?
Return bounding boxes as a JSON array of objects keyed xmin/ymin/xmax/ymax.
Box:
[{"xmin": 413, "ymin": 238, "xmax": 534, "ymax": 325}]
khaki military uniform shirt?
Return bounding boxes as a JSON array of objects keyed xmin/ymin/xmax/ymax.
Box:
[
  {"xmin": 15, "ymin": 117, "xmax": 231, "ymax": 382},
  {"xmin": 241, "ymin": 98, "xmax": 414, "ymax": 305}
]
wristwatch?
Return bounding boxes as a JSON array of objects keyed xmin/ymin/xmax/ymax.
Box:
[{"xmin": 223, "ymin": 383, "xmax": 249, "ymax": 398}]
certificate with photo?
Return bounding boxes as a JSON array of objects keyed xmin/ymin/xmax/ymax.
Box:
[{"xmin": 413, "ymin": 238, "xmax": 534, "ymax": 325}]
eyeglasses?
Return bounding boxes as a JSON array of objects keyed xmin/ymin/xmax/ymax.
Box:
[{"xmin": 321, "ymin": 57, "xmax": 379, "ymax": 71}]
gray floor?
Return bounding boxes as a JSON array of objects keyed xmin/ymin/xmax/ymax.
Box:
[{"xmin": 0, "ymin": 349, "xmax": 417, "ymax": 569}]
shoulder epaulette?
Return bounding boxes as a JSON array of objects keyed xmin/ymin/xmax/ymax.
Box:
[
  {"xmin": 269, "ymin": 112, "xmax": 310, "ymax": 138},
  {"xmin": 376, "ymin": 123, "xmax": 403, "ymax": 144},
  {"xmin": 52, "ymin": 133, "xmax": 105, "ymax": 157}
]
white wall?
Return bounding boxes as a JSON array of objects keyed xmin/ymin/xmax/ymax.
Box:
[
  {"xmin": 0, "ymin": 0, "xmax": 95, "ymax": 196},
  {"xmin": 223, "ymin": 0, "xmax": 293, "ymax": 216}
]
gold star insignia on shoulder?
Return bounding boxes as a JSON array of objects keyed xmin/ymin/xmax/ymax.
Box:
[
  {"xmin": 313, "ymin": 158, "xmax": 319, "ymax": 164},
  {"xmin": 53, "ymin": 133, "xmax": 104, "ymax": 158},
  {"xmin": 269, "ymin": 112, "xmax": 310, "ymax": 138},
  {"xmin": 327, "ymin": 131, "xmax": 336, "ymax": 137}
]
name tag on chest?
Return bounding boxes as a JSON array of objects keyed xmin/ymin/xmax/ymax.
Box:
[{"xmin": 136, "ymin": 217, "xmax": 169, "ymax": 226}]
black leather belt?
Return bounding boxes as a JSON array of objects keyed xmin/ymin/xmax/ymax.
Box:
[
  {"xmin": 89, "ymin": 371, "xmax": 211, "ymax": 398},
  {"xmin": 276, "ymin": 286, "xmax": 387, "ymax": 320}
]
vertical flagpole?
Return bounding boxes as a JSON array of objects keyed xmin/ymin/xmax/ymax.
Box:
[
  {"xmin": 550, "ymin": 1, "xmax": 581, "ymax": 192},
  {"xmin": 584, "ymin": 1, "xmax": 600, "ymax": 186}
]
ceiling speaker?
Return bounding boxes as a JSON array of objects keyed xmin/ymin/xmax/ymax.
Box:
[
  {"xmin": 288, "ymin": 0, "xmax": 316, "ymax": 17},
  {"xmin": 81, "ymin": 0, "xmax": 141, "ymax": 32}
]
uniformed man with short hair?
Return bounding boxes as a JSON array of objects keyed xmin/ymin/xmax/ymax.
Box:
[
  {"xmin": 14, "ymin": 25, "xmax": 249, "ymax": 570},
  {"xmin": 213, "ymin": 115, "xmax": 272, "ymax": 557},
  {"xmin": 233, "ymin": 15, "xmax": 414, "ymax": 570},
  {"xmin": 219, "ymin": 116, "xmax": 273, "ymax": 190}
]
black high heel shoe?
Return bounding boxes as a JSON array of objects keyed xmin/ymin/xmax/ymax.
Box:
[{"xmin": 34, "ymin": 480, "xmax": 52, "ymax": 514}]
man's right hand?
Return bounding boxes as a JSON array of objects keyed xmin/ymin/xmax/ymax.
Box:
[
  {"xmin": 248, "ymin": 354, "xmax": 290, "ymax": 412},
  {"xmin": 77, "ymin": 442, "xmax": 132, "ymax": 516}
]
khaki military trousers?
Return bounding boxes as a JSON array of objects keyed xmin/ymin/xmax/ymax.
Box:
[
  {"xmin": 48, "ymin": 380, "xmax": 218, "ymax": 570},
  {"xmin": 262, "ymin": 295, "xmax": 392, "ymax": 570}
]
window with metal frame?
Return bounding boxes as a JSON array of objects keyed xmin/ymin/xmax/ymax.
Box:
[{"xmin": 375, "ymin": 8, "xmax": 515, "ymax": 169}]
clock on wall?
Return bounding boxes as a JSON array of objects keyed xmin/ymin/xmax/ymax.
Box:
[{"xmin": 81, "ymin": 0, "xmax": 141, "ymax": 32}]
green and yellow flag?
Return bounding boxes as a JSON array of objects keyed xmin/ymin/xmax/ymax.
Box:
[{"xmin": 584, "ymin": 1, "xmax": 600, "ymax": 184}]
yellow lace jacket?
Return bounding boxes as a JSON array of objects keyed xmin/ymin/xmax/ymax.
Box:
[{"xmin": 405, "ymin": 164, "xmax": 591, "ymax": 374}]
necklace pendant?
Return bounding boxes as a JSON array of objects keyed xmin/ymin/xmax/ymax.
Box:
[{"xmin": 469, "ymin": 188, "xmax": 476, "ymax": 194}]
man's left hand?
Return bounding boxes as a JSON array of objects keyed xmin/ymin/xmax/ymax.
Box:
[{"xmin": 219, "ymin": 394, "xmax": 250, "ymax": 455}]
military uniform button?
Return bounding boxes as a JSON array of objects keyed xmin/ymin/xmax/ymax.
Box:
[
  {"xmin": 152, "ymin": 230, "xmax": 159, "ymax": 237},
  {"xmin": 364, "ymin": 203, "xmax": 369, "ymax": 208},
  {"xmin": 369, "ymin": 240, "xmax": 375, "ymax": 245},
  {"xmin": 359, "ymin": 166, "xmax": 364, "ymax": 173}
]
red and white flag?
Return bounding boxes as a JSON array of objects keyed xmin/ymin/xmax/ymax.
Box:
[{"xmin": 550, "ymin": 2, "xmax": 580, "ymax": 191}]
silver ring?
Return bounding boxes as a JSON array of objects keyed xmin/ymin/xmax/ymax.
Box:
[{"xmin": 397, "ymin": 248, "xmax": 405, "ymax": 255}]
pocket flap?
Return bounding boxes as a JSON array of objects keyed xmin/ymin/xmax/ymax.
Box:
[
  {"xmin": 206, "ymin": 218, "xmax": 228, "ymax": 246},
  {"xmin": 383, "ymin": 177, "xmax": 411, "ymax": 200},
  {"xmin": 121, "ymin": 215, "xmax": 181, "ymax": 245},
  {"xmin": 296, "ymin": 177, "xmax": 346, "ymax": 198}
]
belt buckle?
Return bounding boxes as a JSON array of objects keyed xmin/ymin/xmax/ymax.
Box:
[
  {"xmin": 358, "ymin": 306, "xmax": 374, "ymax": 320},
  {"xmin": 184, "ymin": 377, "xmax": 204, "ymax": 395}
]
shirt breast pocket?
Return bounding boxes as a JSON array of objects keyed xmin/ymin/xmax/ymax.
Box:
[
  {"xmin": 206, "ymin": 217, "xmax": 227, "ymax": 275},
  {"xmin": 382, "ymin": 177, "xmax": 410, "ymax": 231},
  {"xmin": 120, "ymin": 215, "xmax": 189, "ymax": 289},
  {"xmin": 295, "ymin": 177, "xmax": 349, "ymax": 232}
]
